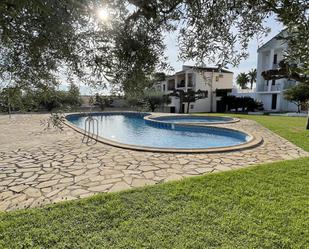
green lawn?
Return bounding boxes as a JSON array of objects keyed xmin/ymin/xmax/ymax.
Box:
[
  {"xmin": 206, "ymin": 113, "xmax": 309, "ymax": 152},
  {"xmin": 0, "ymin": 114, "xmax": 308, "ymax": 248}
]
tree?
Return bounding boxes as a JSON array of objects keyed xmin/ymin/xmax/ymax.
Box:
[
  {"xmin": 65, "ymin": 84, "xmax": 82, "ymax": 107},
  {"xmin": 169, "ymin": 89, "xmax": 208, "ymax": 113},
  {"xmin": 94, "ymin": 94, "xmax": 112, "ymax": 111},
  {"xmin": 143, "ymin": 90, "xmax": 171, "ymax": 112},
  {"xmin": 236, "ymin": 73, "xmax": 249, "ymax": 89},
  {"xmin": 0, "ymin": 1, "xmax": 307, "ymax": 97},
  {"xmin": 221, "ymin": 96, "xmax": 263, "ymax": 112},
  {"xmin": 247, "ymin": 69, "xmax": 257, "ymax": 89},
  {"xmin": 0, "ymin": 87, "xmax": 23, "ymax": 115},
  {"xmin": 284, "ymin": 84, "xmax": 309, "ymax": 113}
]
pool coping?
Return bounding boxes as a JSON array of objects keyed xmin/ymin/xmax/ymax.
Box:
[
  {"xmin": 64, "ymin": 112, "xmax": 263, "ymax": 153},
  {"xmin": 144, "ymin": 113, "xmax": 240, "ymax": 125}
]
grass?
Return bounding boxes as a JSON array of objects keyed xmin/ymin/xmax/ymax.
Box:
[
  {"xmin": 0, "ymin": 114, "xmax": 308, "ymax": 248},
  {"xmin": 1, "ymin": 158, "xmax": 309, "ymax": 248},
  {"xmin": 204, "ymin": 113, "xmax": 309, "ymax": 152}
]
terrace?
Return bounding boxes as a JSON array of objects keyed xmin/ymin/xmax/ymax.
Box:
[{"xmin": 0, "ymin": 113, "xmax": 307, "ymax": 211}]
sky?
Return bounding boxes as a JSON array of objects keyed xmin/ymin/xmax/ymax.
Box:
[
  {"xmin": 164, "ymin": 15, "xmax": 284, "ymax": 88},
  {"xmin": 72, "ymin": 15, "xmax": 284, "ymax": 95}
]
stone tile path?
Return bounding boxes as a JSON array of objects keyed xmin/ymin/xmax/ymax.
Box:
[{"xmin": 0, "ymin": 114, "xmax": 308, "ymax": 211}]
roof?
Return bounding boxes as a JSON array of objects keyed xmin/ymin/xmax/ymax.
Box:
[
  {"xmin": 177, "ymin": 65, "xmax": 233, "ymax": 74},
  {"xmin": 257, "ymin": 29, "xmax": 287, "ymax": 51}
]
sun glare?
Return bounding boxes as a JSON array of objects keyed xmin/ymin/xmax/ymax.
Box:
[{"xmin": 97, "ymin": 8, "xmax": 109, "ymax": 21}]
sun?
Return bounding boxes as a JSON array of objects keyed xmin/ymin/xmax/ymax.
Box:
[{"xmin": 97, "ymin": 8, "xmax": 109, "ymax": 21}]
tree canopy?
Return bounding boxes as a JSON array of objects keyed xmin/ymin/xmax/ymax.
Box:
[
  {"xmin": 236, "ymin": 73, "xmax": 249, "ymax": 89},
  {"xmin": 248, "ymin": 69, "xmax": 257, "ymax": 89},
  {"xmin": 0, "ymin": 0, "xmax": 308, "ymax": 95},
  {"xmin": 284, "ymin": 83, "xmax": 309, "ymax": 113}
]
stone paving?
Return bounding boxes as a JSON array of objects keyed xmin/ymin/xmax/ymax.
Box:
[{"xmin": 0, "ymin": 114, "xmax": 308, "ymax": 211}]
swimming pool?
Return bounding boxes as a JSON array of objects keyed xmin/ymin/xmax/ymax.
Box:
[
  {"xmin": 66, "ymin": 112, "xmax": 256, "ymax": 152},
  {"xmin": 147, "ymin": 115, "xmax": 237, "ymax": 124}
]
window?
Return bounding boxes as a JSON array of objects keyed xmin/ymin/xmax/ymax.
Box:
[
  {"xmin": 167, "ymin": 80, "xmax": 175, "ymax": 90},
  {"xmin": 272, "ymin": 79, "xmax": 276, "ymax": 85},
  {"xmin": 190, "ymin": 104, "xmax": 194, "ymax": 109},
  {"xmin": 219, "ymin": 74, "xmax": 224, "ymax": 78},
  {"xmin": 273, "ymin": 54, "xmax": 277, "ymax": 64},
  {"xmin": 205, "ymin": 90, "xmax": 208, "ymax": 98},
  {"xmin": 163, "ymin": 84, "xmax": 166, "ymax": 91},
  {"xmin": 215, "ymin": 76, "xmax": 219, "ymax": 81}
]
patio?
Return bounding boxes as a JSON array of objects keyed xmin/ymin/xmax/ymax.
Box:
[{"xmin": 0, "ymin": 114, "xmax": 308, "ymax": 211}]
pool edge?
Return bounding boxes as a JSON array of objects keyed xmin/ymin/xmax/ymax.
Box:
[{"xmin": 64, "ymin": 112, "xmax": 263, "ymax": 154}]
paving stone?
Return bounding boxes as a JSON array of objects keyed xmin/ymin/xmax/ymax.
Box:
[
  {"xmin": 164, "ymin": 174, "xmax": 183, "ymax": 182},
  {"xmin": 24, "ymin": 187, "xmax": 41, "ymax": 198},
  {"xmin": 71, "ymin": 189, "xmax": 90, "ymax": 197},
  {"xmin": 195, "ymin": 167, "xmax": 213, "ymax": 174},
  {"xmin": 0, "ymin": 114, "xmax": 308, "ymax": 211},
  {"xmin": 109, "ymin": 182, "xmax": 131, "ymax": 192},
  {"xmin": 131, "ymin": 178, "xmax": 156, "ymax": 187},
  {"xmin": 9, "ymin": 185, "xmax": 28, "ymax": 193},
  {"xmin": 88, "ymin": 184, "xmax": 113, "ymax": 192},
  {"xmin": 36, "ymin": 180, "xmax": 59, "ymax": 189}
]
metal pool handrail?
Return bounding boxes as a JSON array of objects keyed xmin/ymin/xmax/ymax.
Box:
[{"xmin": 82, "ymin": 115, "xmax": 99, "ymax": 144}]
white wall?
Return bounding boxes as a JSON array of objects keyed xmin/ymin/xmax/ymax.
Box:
[{"xmin": 158, "ymin": 68, "xmax": 233, "ymax": 113}]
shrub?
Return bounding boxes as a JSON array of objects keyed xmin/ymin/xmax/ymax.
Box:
[{"xmin": 221, "ymin": 96, "xmax": 263, "ymax": 112}]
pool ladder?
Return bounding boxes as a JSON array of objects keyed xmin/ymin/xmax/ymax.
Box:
[{"xmin": 82, "ymin": 115, "xmax": 99, "ymax": 144}]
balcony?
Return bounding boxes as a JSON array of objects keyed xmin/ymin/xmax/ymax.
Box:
[
  {"xmin": 176, "ymin": 80, "xmax": 185, "ymax": 88},
  {"xmin": 261, "ymin": 84, "xmax": 281, "ymax": 92},
  {"xmin": 259, "ymin": 79, "xmax": 296, "ymax": 92}
]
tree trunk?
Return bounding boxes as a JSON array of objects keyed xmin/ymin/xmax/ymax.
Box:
[
  {"xmin": 307, "ymin": 107, "xmax": 309, "ymax": 130},
  {"xmin": 179, "ymin": 93, "xmax": 184, "ymax": 113},
  {"xmin": 187, "ymin": 102, "xmax": 190, "ymax": 113},
  {"xmin": 8, "ymin": 98, "xmax": 11, "ymax": 119}
]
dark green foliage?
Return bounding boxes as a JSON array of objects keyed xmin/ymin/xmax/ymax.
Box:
[
  {"xmin": 94, "ymin": 94, "xmax": 113, "ymax": 111},
  {"xmin": 221, "ymin": 96, "xmax": 263, "ymax": 112},
  {"xmin": 152, "ymin": 72, "xmax": 166, "ymax": 82},
  {"xmin": 169, "ymin": 89, "xmax": 208, "ymax": 113},
  {"xmin": 0, "ymin": 1, "xmax": 307, "ymax": 96},
  {"xmin": 0, "ymin": 87, "xmax": 23, "ymax": 113},
  {"xmin": 66, "ymin": 84, "xmax": 82, "ymax": 107},
  {"xmin": 236, "ymin": 73, "xmax": 249, "ymax": 89},
  {"xmin": 247, "ymin": 69, "xmax": 257, "ymax": 89},
  {"xmin": 143, "ymin": 91, "xmax": 171, "ymax": 112},
  {"xmin": 125, "ymin": 90, "xmax": 170, "ymax": 112},
  {"xmin": 261, "ymin": 60, "xmax": 308, "ymax": 83},
  {"xmin": 0, "ymin": 84, "xmax": 82, "ymax": 113},
  {"xmin": 41, "ymin": 112, "xmax": 66, "ymax": 131},
  {"xmin": 284, "ymin": 83, "xmax": 309, "ymax": 113}
]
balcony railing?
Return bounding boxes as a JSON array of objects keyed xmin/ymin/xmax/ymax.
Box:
[
  {"xmin": 261, "ymin": 84, "xmax": 281, "ymax": 92},
  {"xmin": 271, "ymin": 84, "xmax": 282, "ymax": 91}
]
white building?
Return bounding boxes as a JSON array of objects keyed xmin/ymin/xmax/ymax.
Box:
[
  {"xmin": 255, "ymin": 32, "xmax": 299, "ymax": 112},
  {"xmin": 155, "ymin": 65, "xmax": 233, "ymax": 113}
]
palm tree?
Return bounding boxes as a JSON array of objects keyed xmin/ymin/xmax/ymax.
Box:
[
  {"xmin": 236, "ymin": 73, "xmax": 249, "ymax": 89},
  {"xmin": 247, "ymin": 69, "xmax": 257, "ymax": 89}
]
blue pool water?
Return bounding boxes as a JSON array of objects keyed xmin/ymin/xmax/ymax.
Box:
[
  {"xmin": 67, "ymin": 113, "xmax": 250, "ymax": 149},
  {"xmin": 152, "ymin": 116, "xmax": 234, "ymax": 123}
]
